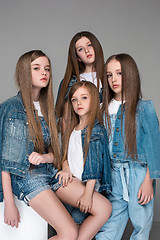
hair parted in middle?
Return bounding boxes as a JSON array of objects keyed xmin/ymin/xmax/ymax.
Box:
[
  {"xmin": 56, "ymin": 31, "xmax": 105, "ymax": 119},
  {"xmin": 15, "ymin": 50, "xmax": 61, "ymax": 169},
  {"xmin": 62, "ymin": 81, "xmax": 103, "ymax": 165},
  {"xmin": 102, "ymin": 53, "xmax": 142, "ymax": 161}
]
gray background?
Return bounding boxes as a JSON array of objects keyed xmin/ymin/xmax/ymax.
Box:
[{"xmin": 0, "ymin": 0, "xmax": 159, "ymax": 223}]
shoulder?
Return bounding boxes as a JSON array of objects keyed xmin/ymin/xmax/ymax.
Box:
[
  {"xmin": 91, "ymin": 120, "xmax": 107, "ymax": 138},
  {"xmin": 137, "ymin": 99, "xmax": 156, "ymax": 114},
  {"xmin": 0, "ymin": 92, "xmax": 25, "ymax": 119}
]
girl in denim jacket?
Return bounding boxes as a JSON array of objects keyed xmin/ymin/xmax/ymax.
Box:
[
  {"xmin": 1, "ymin": 50, "xmax": 111, "ymax": 240},
  {"xmin": 56, "ymin": 81, "xmax": 112, "ymax": 238},
  {"xmin": 55, "ymin": 31, "xmax": 104, "ymax": 134},
  {"xmin": 95, "ymin": 53, "xmax": 160, "ymax": 240}
]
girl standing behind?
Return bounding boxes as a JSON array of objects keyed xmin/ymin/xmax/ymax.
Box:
[
  {"xmin": 55, "ymin": 31, "xmax": 104, "ymax": 133},
  {"xmin": 96, "ymin": 53, "xmax": 160, "ymax": 240},
  {"xmin": 56, "ymin": 81, "xmax": 112, "ymax": 238}
]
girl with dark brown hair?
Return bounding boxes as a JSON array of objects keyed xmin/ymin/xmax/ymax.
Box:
[{"xmin": 55, "ymin": 31, "xmax": 104, "ymax": 134}]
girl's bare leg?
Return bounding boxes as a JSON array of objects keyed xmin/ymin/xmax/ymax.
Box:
[
  {"xmin": 29, "ymin": 189, "xmax": 78, "ymax": 240},
  {"xmin": 56, "ymin": 178, "xmax": 112, "ymax": 240}
]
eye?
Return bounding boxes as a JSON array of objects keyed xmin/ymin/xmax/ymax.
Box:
[
  {"xmin": 71, "ymin": 98, "xmax": 77, "ymax": 103},
  {"xmin": 45, "ymin": 68, "xmax": 50, "ymax": 72},
  {"xmin": 77, "ymin": 47, "xmax": 83, "ymax": 52},
  {"xmin": 82, "ymin": 96, "xmax": 87, "ymax": 100},
  {"xmin": 107, "ymin": 73, "xmax": 112, "ymax": 79},
  {"xmin": 117, "ymin": 71, "xmax": 122, "ymax": 76},
  {"xmin": 33, "ymin": 67, "xmax": 39, "ymax": 71},
  {"xmin": 88, "ymin": 43, "xmax": 92, "ymax": 47}
]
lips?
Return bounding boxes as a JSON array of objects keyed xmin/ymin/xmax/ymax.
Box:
[
  {"xmin": 87, "ymin": 54, "xmax": 92, "ymax": 58},
  {"xmin": 113, "ymin": 85, "xmax": 119, "ymax": 88},
  {"xmin": 40, "ymin": 77, "xmax": 47, "ymax": 81}
]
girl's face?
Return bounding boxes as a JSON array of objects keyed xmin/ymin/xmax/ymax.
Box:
[
  {"xmin": 106, "ymin": 59, "xmax": 122, "ymax": 100},
  {"xmin": 31, "ymin": 56, "xmax": 50, "ymax": 100},
  {"xmin": 71, "ymin": 86, "xmax": 91, "ymax": 121},
  {"xmin": 75, "ymin": 36, "xmax": 95, "ymax": 68}
]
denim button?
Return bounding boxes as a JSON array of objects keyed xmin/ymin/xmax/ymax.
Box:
[
  {"xmin": 113, "ymin": 153, "xmax": 117, "ymax": 158},
  {"xmin": 115, "ymin": 142, "xmax": 118, "ymax": 146},
  {"xmin": 118, "ymin": 115, "xmax": 121, "ymax": 119},
  {"xmin": 116, "ymin": 128, "xmax": 120, "ymax": 132}
]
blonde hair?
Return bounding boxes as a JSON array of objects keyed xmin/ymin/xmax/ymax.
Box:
[
  {"xmin": 15, "ymin": 50, "xmax": 61, "ymax": 169},
  {"xmin": 62, "ymin": 81, "xmax": 102, "ymax": 165}
]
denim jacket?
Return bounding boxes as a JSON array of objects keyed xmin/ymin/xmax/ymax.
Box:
[
  {"xmin": 81, "ymin": 120, "xmax": 111, "ymax": 193},
  {"xmin": 56, "ymin": 76, "xmax": 103, "ymax": 103},
  {"xmin": 105, "ymin": 99, "xmax": 160, "ymax": 179},
  {"xmin": 0, "ymin": 92, "xmax": 51, "ymax": 202}
]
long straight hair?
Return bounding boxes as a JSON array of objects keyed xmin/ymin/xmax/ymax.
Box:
[
  {"xmin": 62, "ymin": 81, "xmax": 102, "ymax": 165},
  {"xmin": 15, "ymin": 50, "xmax": 61, "ymax": 169},
  {"xmin": 56, "ymin": 31, "xmax": 104, "ymax": 119},
  {"xmin": 102, "ymin": 53, "xmax": 142, "ymax": 160}
]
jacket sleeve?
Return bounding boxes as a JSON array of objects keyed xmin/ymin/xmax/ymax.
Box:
[{"xmin": 142, "ymin": 100, "xmax": 160, "ymax": 179}]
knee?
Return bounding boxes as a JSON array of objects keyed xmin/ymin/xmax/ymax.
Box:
[{"xmin": 66, "ymin": 225, "xmax": 78, "ymax": 240}]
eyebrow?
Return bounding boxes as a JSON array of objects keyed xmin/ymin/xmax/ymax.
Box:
[
  {"xmin": 31, "ymin": 63, "xmax": 50, "ymax": 68},
  {"xmin": 76, "ymin": 41, "xmax": 91, "ymax": 50},
  {"xmin": 107, "ymin": 69, "xmax": 121, "ymax": 73}
]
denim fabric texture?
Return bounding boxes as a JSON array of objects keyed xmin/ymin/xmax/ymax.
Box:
[
  {"xmin": 0, "ymin": 92, "xmax": 60, "ymax": 202},
  {"xmin": 81, "ymin": 120, "xmax": 111, "ymax": 193},
  {"xmin": 56, "ymin": 76, "xmax": 103, "ymax": 103},
  {"xmin": 106, "ymin": 100, "xmax": 160, "ymax": 178},
  {"xmin": 63, "ymin": 120, "xmax": 111, "ymax": 224},
  {"xmin": 95, "ymin": 99, "xmax": 160, "ymax": 240}
]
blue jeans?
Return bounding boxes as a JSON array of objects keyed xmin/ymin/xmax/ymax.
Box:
[{"xmin": 95, "ymin": 161, "xmax": 154, "ymax": 240}]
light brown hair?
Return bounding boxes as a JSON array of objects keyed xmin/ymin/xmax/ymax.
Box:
[
  {"xmin": 56, "ymin": 31, "xmax": 104, "ymax": 119},
  {"xmin": 62, "ymin": 81, "xmax": 102, "ymax": 164},
  {"xmin": 15, "ymin": 50, "xmax": 61, "ymax": 169},
  {"xmin": 102, "ymin": 53, "xmax": 142, "ymax": 160}
]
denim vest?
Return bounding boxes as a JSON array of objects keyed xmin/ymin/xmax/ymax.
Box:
[
  {"xmin": 0, "ymin": 92, "xmax": 51, "ymax": 202},
  {"xmin": 81, "ymin": 120, "xmax": 111, "ymax": 193},
  {"xmin": 104, "ymin": 99, "xmax": 160, "ymax": 179},
  {"xmin": 56, "ymin": 76, "xmax": 103, "ymax": 103}
]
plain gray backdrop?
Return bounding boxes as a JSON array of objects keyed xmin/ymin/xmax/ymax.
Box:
[{"xmin": 0, "ymin": 0, "xmax": 159, "ymax": 222}]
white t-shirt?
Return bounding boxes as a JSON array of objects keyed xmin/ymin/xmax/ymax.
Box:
[
  {"xmin": 33, "ymin": 101, "xmax": 43, "ymax": 116},
  {"xmin": 108, "ymin": 98, "xmax": 122, "ymax": 115},
  {"xmin": 80, "ymin": 72, "xmax": 102, "ymax": 91},
  {"xmin": 67, "ymin": 129, "xmax": 83, "ymax": 180}
]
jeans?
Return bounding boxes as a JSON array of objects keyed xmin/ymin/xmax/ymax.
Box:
[{"xmin": 95, "ymin": 161, "xmax": 154, "ymax": 240}]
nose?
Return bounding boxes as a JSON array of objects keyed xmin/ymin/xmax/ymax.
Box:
[
  {"xmin": 77, "ymin": 99, "xmax": 81, "ymax": 105},
  {"xmin": 42, "ymin": 69, "xmax": 47, "ymax": 75},
  {"xmin": 112, "ymin": 74, "xmax": 117, "ymax": 82},
  {"xmin": 85, "ymin": 47, "xmax": 89, "ymax": 53}
]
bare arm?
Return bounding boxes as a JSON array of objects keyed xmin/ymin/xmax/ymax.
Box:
[
  {"xmin": 77, "ymin": 179, "xmax": 96, "ymax": 213},
  {"xmin": 138, "ymin": 166, "xmax": 154, "ymax": 205},
  {"xmin": 2, "ymin": 171, "xmax": 20, "ymax": 228}
]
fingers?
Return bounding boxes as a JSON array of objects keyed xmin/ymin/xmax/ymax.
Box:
[
  {"xmin": 28, "ymin": 152, "xmax": 41, "ymax": 165},
  {"xmin": 4, "ymin": 218, "xmax": 19, "ymax": 228},
  {"xmin": 138, "ymin": 192, "xmax": 154, "ymax": 205}
]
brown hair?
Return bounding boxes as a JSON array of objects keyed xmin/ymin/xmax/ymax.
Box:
[
  {"xmin": 102, "ymin": 53, "xmax": 142, "ymax": 160},
  {"xmin": 62, "ymin": 81, "xmax": 102, "ymax": 165},
  {"xmin": 15, "ymin": 50, "xmax": 61, "ymax": 169},
  {"xmin": 56, "ymin": 31, "xmax": 104, "ymax": 119}
]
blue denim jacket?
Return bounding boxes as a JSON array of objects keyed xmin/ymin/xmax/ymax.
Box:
[
  {"xmin": 105, "ymin": 100, "xmax": 160, "ymax": 179},
  {"xmin": 81, "ymin": 120, "xmax": 111, "ymax": 193},
  {"xmin": 56, "ymin": 76, "xmax": 103, "ymax": 103},
  {"xmin": 0, "ymin": 92, "xmax": 51, "ymax": 202}
]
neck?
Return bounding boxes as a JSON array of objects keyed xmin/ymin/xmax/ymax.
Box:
[
  {"xmin": 32, "ymin": 89, "xmax": 40, "ymax": 102},
  {"xmin": 76, "ymin": 116, "xmax": 88, "ymax": 130},
  {"xmin": 84, "ymin": 64, "xmax": 95, "ymax": 73}
]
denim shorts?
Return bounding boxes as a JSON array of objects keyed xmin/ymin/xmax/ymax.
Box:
[{"xmin": 11, "ymin": 163, "xmax": 61, "ymax": 205}]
